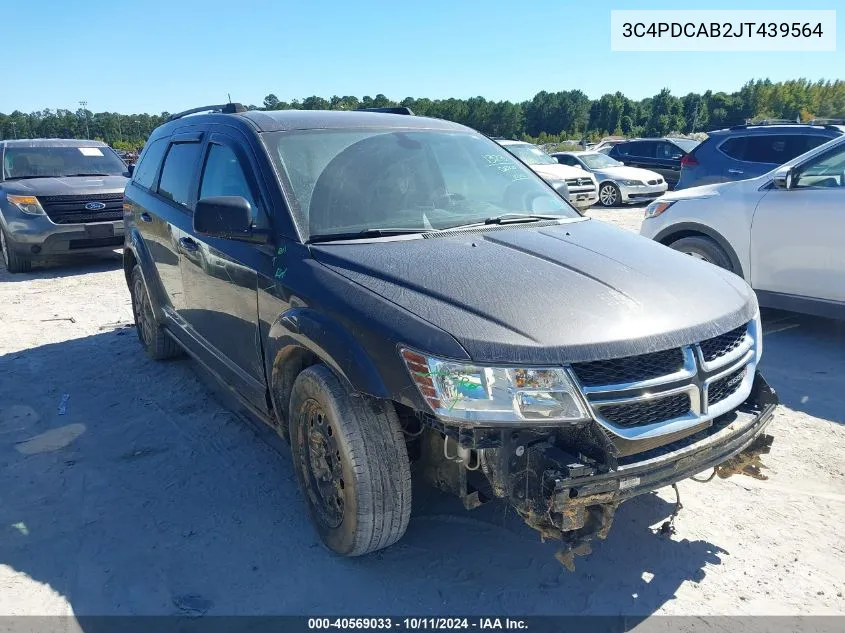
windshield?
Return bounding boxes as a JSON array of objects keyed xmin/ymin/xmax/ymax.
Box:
[
  {"xmin": 502, "ymin": 143, "xmax": 558, "ymax": 165},
  {"xmin": 266, "ymin": 129, "xmax": 579, "ymax": 240},
  {"xmin": 3, "ymin": 146, "xmax": 127, "ymax": 179},
  {"xmin": 670, "ymin": 138, "xmax": 700, "ymax": 153},
  {"xmin": 579, "ymin": 153, "xmax": 623, "ymax": 169}
]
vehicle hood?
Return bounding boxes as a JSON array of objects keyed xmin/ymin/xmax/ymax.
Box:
[
  {"xmin": 1, "ymin": 175, "xmax": 128, "ymax": 197},
  {"xmin": 594, "ymin": 166, "xmax": 662, "ymax": 182},
  {"xmin": 311, "ymin": 219, "xmax": 756, "ymax": 364},
  {"xmin": 530, "ymin": 163, "xmax": 592, "ymax": 182}
]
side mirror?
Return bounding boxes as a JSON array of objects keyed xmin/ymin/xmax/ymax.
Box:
[
  {"xmin": 773, "ymin": 168, "xmax": 794, "ymax": 190},
  {"xmin": 194, "ymin": 196, "xmax": 256, "ymax": 240},
  {"xmin": 126, "ymin": 164, "xmax": 135, "ymax": 177}
]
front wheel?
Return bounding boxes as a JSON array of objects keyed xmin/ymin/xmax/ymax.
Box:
[
  {"xmin": 289, "ymin": 365, "xmax": 412, "ymax": 556},
  {"xmin": 668, "ymin": 236, "xmax": 734, "ymax": 273},
  {"xmin": 598, "ymin": 182, "xmax": 621, "ymax": 207},
  {"xmin": 0, "ymin": 227, "xmax": 32, "ymax": 273}
]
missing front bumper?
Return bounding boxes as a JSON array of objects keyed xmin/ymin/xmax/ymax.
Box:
[{"xmin": 419, "ymin": 370, "xmax": 778, "ymax": 570}]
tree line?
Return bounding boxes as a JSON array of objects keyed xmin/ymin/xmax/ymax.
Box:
[{"xmin": 2, "ymin": 79, "xmax": 843, "ymax": 148}]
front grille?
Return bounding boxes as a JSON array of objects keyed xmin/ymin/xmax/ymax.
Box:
[
  {"xmin": 571, "ymin": 347, "xmax": 685, "ymax": 387},
  {"xmin": 598, "ymin": 393, "xmax": 691, "ymax": 427},
  {"xmin": 40, "ymin": 194, "xmax": 124, "ymax": 225},
  {"xmin": 565, "ymin": 178, "xmax": 596, "ymax": 190},
  {"xmin": 700, "ymin": 323, "xmax": 748, "ymax": 363},
  {"xmin": 708, "ymin": 367, "xmax": 747, "ymax": 405}
]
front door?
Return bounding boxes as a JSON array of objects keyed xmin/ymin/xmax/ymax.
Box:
[
  {"xmin": 179, "ymin": 132, "xmax": 271, "ymax": 412},
  {"xmin": 750, "ymin": 142, "xmax": 845, "ymax": 302}
]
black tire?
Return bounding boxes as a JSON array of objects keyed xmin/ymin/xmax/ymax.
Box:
[
  {"xmin": 0, "ymin": 226, "xmax": 32, "ymax": 273},
  {"xmin": 598, "ymin": 182, "xmax": 621, "ymax": 207},
  {"xmin": 289, "ymin": 365, "xmax": 412, "ymax": 556},
  {"xmin": 129, "ymin": 264, "xmax": 182, "ymax": 360},
  {"xmin": 668, "ymin": 236, "xmax": 734, "ymax": 272}
]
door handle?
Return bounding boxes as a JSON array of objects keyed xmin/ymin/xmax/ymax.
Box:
[
  {"xmin": 139, "ymin": 212, "xmax": 152, "ymax": 222},
  {"xmin": 727, "ymin": 169, "xmax": 744, "ymax": 175},
  {"xmin": 179, "ymin": 237, "xmax": 199, "ymax": 252}
]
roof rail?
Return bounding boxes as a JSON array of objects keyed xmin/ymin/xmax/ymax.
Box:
[
  {"xmin": 807, "ymin": 118, "xmax": 845, "ymax": 126},
  {"xmin": 356, "ymin": 106, "xmax": 415, "ymax": 116},
  {"xmin": 166, "ymin": 103, "xmax": 247, "ymax": 122}
]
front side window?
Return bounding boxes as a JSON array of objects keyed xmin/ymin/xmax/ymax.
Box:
[
  {"xmin": 199, "ymin": 144, "xmax": 257, "ymax": 210},
  {"xmin": 658, "ymin": 142, "xmax": 684, "ymax": 160},
  {"xmin": 793, "ymin": 143, "xmax": 845, "ymax": 189},
  {"xmin": 132, "ymin": 137, "xmax": 168, "ymax": 189},
  {"xmin": 2, "ymin": 145, "xmax": 127, "ymax": 180},
  {"xmin": 157, "ymin": 142, "xmax": 202, "ymax": 208},
  {"xmin": 265, "ymin": 129, "xmax": 579, "ymax": 240}
]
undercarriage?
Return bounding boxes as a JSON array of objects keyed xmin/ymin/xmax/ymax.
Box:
[{"xmin": 412, "ymin": 372, "xmax": 778, "ymax": 570}]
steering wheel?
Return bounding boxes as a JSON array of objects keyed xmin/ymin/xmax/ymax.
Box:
[{"xmin": 503, "ymin": 178, "xmax": 545, "ymax": 211}]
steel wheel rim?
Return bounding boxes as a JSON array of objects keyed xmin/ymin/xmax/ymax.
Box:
[
  {"xmin": 132, "ymin": 277, "xmax": 155, "ymax": 345},
  {"xmin": 600, "ymin": 184, "xmax": 617, "ymax": 206},
  {"xmin": 298, "ymin": 399, "xmax": 345, "ymax": 529}
]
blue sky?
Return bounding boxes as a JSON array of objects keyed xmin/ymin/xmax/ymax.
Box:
[{"xmin": 3, "ymin": 0, "xmax": 842, "ymax": 114}]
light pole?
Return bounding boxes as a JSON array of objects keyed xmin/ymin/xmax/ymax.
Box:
[
  {"xmin": 79, "ymin": 100, "xmax": 90, "ymax": 138},
  {"xmin": 10, "ymin": 122, "xmax": 17, "ymax": 139},
  {"xmin": 134, "ymin": 120, "xmax": 141, "ymax": 141},
  {"xmin": 116, "ymin": 115, "xmax": 122, "ymax": 142}
]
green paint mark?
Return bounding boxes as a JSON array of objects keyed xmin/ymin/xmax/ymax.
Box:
[
  {"xmin": 275, "ymin": 268, "xmax": 287, "ymax": 279},
  {"xmin": 11, "ymin": 522, "xmax": 29, "ymax": 536},
  {"xmin": 277, "ymin": 245, "xmax": 286, "ymax": 255}
]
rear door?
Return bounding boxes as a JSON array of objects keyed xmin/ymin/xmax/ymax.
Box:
[
  {"xmin": 178, "ymin": 131, "xmax": 272, "ymax": 412},
  {"xmin": 750, "ymin": 140, "xmax": 845, "ymax": 302},
  {"xmin": 613, "ymin": 141, "xmax": 654, "ymax": 171},
  {"xmin": 653, "ymin": 141, "xmax": 684, "ymax": 187},
  {"xmin": 127, "ymin": 134, "xmax": 203, "ymax": 314}
]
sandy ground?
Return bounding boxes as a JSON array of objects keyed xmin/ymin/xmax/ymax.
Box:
[{"xmin": 1, "ymin": 206, "xmax": 844, "ymax": 620}]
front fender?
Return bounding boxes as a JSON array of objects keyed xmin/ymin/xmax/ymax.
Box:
[{"xmin": 266, "ymin": 307, "xmax": 390, "ymax": 399}]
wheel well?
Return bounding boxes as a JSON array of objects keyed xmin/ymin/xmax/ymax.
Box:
[
  {"xmin": 270, "ymin": 345, "xmax": 321, "ymax": 427},
  {"xmin": 656, "ymin": 228, "xmax": 744, "ymax": 278},
  {"xmin": 123, "ymin": 249, "xmax": 137, "ymax": 286}
]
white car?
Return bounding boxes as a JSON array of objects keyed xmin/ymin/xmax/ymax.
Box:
[
  {"xmin": 640, "ymin": 134, "xmax": 845, "ymax": 319},
  {"xmin": 495, "ymin": 140, "xmax": 599, "ymax": 209},
  {"xmin": 552, "ymin": 151, "xmax": 667, "ymax": 207}
]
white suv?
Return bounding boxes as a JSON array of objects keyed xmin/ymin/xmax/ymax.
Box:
[
  {"xmin": 640, "ymin": 134, "xmax": 845, "ymax": 320},
  {"xmin": 496, "ymin": 140, "xmax": 599, "ymax": 209}
]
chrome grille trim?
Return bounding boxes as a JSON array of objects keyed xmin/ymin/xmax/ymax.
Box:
[{"xmin": 569, "ymin": 319, "xmax": 759, "ymax": 441}]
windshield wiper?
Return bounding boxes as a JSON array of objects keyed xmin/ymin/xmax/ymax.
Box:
[
  {"xmin": 308, "ymin": 228, "xmax": 435, "ymax": 243},
  {"xmin": 442, "ymin": 213, "xmax": 562, "ymax": 230},
  {"xmin": 4, "ymin": 175, "xmax": 51, "ymax": 180},
  {"xmin": 59, "ymin": 173, "xmax": 115, "ymax": 177}
]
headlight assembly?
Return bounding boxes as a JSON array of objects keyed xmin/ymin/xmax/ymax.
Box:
[
  {"xmin": 400, "ymin": 348, "xmax": 589, "ymax": 424},
  {"xmin": 617, "ymin": 179, "xmax": 643, "ymax": 187},
  {"xmin": 644, "ymin": 199, "xmax": 676, "ymax": 219},
  {"xmin": 6, "ymin": 194, "xmax": 45, "ymax": 216}
]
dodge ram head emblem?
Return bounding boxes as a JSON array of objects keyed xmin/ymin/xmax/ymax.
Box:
[{"xmin": 85, "ymin": 202, "xmax": 106, "ymax": 210}]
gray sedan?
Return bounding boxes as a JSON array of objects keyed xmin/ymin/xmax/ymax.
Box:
[{"xmin": 553, "ymin": 151, "xmax": 667, "ymax": 207}]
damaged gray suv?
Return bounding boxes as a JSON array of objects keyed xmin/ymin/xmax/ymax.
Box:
[{"xmin": 123, "ymin": 105, "xmax": 777, "ymax": 568}]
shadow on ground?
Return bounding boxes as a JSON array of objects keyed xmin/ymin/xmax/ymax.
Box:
[
  {"xmin": 0, "ymin": 331, "xmax": 729, "ymax": 619},
  {"xmin": 0, "ymin": 250, "xmax": 122, "ymax": 282},
  {"xmin": 3, "ymin": 312, "xmax": 841, "ymax": 619},
  {"xmin": 759, "ymin": 310, "xmax": 845, "ymax": 425}
]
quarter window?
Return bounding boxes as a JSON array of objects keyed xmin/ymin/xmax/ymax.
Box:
[
  {"xmin": 132, "ymin": 138, "xmax": 168, "ymax": 189},
  {"xmin": 157, "ymin": 142, "xmax": 202, "ymax": 208}
]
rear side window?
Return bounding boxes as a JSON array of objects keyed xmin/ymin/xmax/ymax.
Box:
[
  {"xmin": 158, "ymin": 142, "xmax": 202, "ymax": 208},
  {"xmin": 720, "ymin": 133, "xmax": 835, "ymax": 165},
  {"xmin": 627, "ymin": 142, "xmax": 655, "ymax": 158},
  {"xmin": 132, "ymin": 138, "xmax": 168, "ymax": 189}
]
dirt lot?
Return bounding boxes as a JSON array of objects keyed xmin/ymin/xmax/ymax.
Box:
[{"xmin": 1, "ymin": 206, "xmax": 844, "ymax": 618}]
